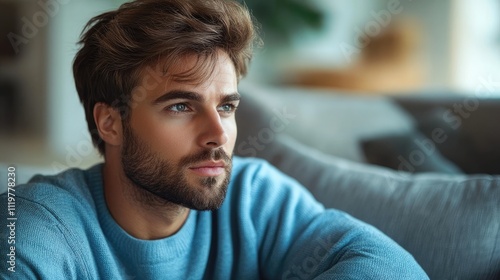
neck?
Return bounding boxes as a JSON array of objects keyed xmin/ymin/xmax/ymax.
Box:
[{"xmin": 102, "ymin": 160, "xmax": 190, "ymax": 240}]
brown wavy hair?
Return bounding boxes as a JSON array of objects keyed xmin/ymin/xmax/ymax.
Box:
[{"xmin": 73, "ymin": 0, "xmax": 258, "ymax": 155}]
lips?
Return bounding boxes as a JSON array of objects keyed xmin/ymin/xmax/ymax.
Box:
[{"xmin": 189, "ymin": 161, "xmax": 226, "ymax": 176}]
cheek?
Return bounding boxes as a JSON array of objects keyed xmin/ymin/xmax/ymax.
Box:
[
  {"xmin": 151, "ymin": 120, "xmax": 194, "ymax": 152},
  {"xmin": 224, "ymin": 119, "xmax": 238, "ymax": 147},
  {"xmin": 131, "ymin": 114, "xmax": 192, "ymax": 157}
]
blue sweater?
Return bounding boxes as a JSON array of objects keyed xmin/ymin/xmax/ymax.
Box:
[{"xmin": 1, "ymin": 157, "xmax": 428, "ymax": 279}]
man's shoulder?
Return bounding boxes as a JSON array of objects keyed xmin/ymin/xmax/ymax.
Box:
[
  {"xmin": 0, "ymin": 165, "xmax": 105, "ymax": 279},
  {"xmin": 1, "ymin": 164, "xmax": 103, "ymax": 225},
  {"xmin": 10, "ymin": 164, "xmax": 102, "ymax": 205},
  {"xmin": 229, "ymin": 156, "xmax": 313, "ymax": 205}
]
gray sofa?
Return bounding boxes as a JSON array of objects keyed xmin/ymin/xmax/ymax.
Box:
[{"xmin": 235, "ymin": 84, "xmax": 500, "ymax": 279}]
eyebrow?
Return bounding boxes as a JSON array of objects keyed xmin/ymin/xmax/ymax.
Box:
[
  {"xmin": 152, "ymin": 90, "xmax": 241, "ymax": 105},
  {"xmin": 221, "ymin": 92, "xmax": 241, "ymax": 103}
]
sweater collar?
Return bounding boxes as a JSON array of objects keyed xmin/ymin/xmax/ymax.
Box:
[{"xmin": 86, "ymin": 164, "xmax": 198, "ymax": 264}]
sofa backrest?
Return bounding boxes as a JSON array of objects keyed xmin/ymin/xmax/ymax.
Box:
[{"xmin": 235, "ymin": 86, "xmax": 500, "ymax": 279}]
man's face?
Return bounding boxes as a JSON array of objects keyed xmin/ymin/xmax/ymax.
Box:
[{"xmin": 121, "ymin": 51, "xmax": 239, "ymax": 211}]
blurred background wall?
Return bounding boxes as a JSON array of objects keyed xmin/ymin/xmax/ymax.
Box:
[{"xmin": 0, "ymin": 0, "xmax": 499, "ymax": 170}]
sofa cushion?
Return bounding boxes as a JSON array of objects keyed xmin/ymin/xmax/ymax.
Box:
[
  {"xmin": 240, "ymin": 134, "xmax": 500, "ymax": 279},
  {"xmin": 395, "ymin": 97, "xmax": 500, "ymax": 174},
  {"xmin": 361, "ymin": 130, "xmax": 463, "ymax": 174}
]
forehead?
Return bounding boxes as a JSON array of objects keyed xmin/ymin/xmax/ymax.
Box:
[{"xmin": 128, "ymin": 51, "xmax": 238, "ymax": 108}]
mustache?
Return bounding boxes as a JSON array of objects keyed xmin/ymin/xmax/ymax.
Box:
[{"xmin": 179, "ymin": 148, "xmax": 232, "ymax": 167}]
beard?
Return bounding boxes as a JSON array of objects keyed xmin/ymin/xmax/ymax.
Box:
[{"xmin": 121, "ymin": 123, "xmax": 232, "ymax": 211}]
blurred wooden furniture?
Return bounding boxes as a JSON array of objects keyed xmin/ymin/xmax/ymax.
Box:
[{"xmin": 282, "ymin": 20, "xmax": 425, "ymax": 94}]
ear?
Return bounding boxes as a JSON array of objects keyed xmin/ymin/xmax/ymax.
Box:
[{"xmin": 93, "ymin": 103, "xmax": 123, "ymax": 148}]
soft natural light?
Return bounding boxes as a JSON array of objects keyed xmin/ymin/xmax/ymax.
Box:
[{"xmin": 452, "ymin": 0, "xmax": 500, "ymax": 95}]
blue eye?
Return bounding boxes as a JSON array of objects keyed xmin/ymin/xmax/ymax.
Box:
[
  {"xmin": 218, "ymin": 103, "xmax": 238, "ymax": 113},
  {"xmin": 168, "ymin": 103, "xmax": 189, "ymax": 112}
]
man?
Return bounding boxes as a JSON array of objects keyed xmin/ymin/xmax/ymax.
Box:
[{"xmin": 1, "ymin": 0, "xmax": 428, "ymax": 278}]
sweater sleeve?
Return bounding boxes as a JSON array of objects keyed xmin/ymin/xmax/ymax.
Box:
[
  {"xmin": 0, "ymin": 194, "xmax": 89, "ymax": 280},
  {"xmin": 248, "ymin": 161, "xmax": 429, "ymax": 280}
]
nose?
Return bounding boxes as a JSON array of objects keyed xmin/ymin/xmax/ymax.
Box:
[{"xmin": 197, "ymin": 109, "xmax": 229, "ymax": 148}]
